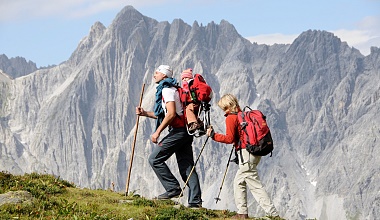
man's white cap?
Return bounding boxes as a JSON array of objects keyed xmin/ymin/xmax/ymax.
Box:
[{"xmin": 156, "ymin": 65, "xmax": 173, "ymax": 78}]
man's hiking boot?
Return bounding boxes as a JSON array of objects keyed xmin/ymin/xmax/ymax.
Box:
[
  {"xmin": 155, "ymin": 189, "xmax": 182, "ymax": 200},
  {"xmin": 231, "ymin": 213, "xmax": 249, "ymax": 219},
  {"xmin": 187, "ymin": 203, "xmax": 202, "ymax": 209}
]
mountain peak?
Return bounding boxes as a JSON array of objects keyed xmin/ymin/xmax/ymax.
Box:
[
  {"xmin": 69, "ymin": 22, "xmax": 106, "ymax": 65},
  {"xmin": 0, "ymin": 54, "xmax": 37, "ymax": 78},
  {"xmin": 295, "ymin": 29, "xmax": 339, "ymax": 44},
  {"xmin": 89, "ymin": 22, "xmax": 106, "ymax": 39},
  {"xmin": 285, "ymin": 29, "xmax": 351, "ymax": 59},
  {"xmin": 113, "ymin": 5, "xmax": 144, "ymax": 24}
]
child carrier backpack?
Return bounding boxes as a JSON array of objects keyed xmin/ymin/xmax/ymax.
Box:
[
  {"xmin": 180, "ymin": 74, "xmax": 213, "ymax": 137},
  {"xmin": 188, "ymin": 74, "xmax": 213, "ymax": 103},
  {"xmin": 238, "ymin": 106, "xmax": 273, "ymax": 156}
]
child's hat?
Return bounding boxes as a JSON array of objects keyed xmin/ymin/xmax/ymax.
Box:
[{"xmin": 181, "ymin": 68, "xmax": 193, "ymax": 80}]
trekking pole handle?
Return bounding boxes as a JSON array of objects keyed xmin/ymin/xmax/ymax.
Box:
[{"xmin": 206, "ymin": 125, "xmax": 215, "ymax": 138}]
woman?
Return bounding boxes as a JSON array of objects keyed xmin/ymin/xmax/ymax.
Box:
[{"xmin": 206, "ymin": 94, "xmax": 279, "ymax": 219}]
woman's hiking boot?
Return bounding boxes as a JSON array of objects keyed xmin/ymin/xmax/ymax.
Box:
[{"xmin": 187, "ymin": 203, "xmax": 202, "ymax": 209}]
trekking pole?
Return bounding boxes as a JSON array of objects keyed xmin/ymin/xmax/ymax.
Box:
[
  {"xmin": 125, "ymin": 83, "xmax": 145, "ymax": 196},
  {"xmin": 215, "ymin": 145, "xmax": 234, "ymax": 203},
  {"xmin": 177, "ymin": 135, "xmax": 210, "ymax": 203}
]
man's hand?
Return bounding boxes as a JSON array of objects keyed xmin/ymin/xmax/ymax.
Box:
[
  {"xmin": 151, "ymin": 131, "xmax": 160, "ymax": 144},
  {"xmin": 136, "ymin": 107, "xmax": 145, "ymax": 116}
]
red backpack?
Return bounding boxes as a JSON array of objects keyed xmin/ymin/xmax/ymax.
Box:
[
  {"xmin": 188, "ymin": 74, "xmax": 212, "ymax": 103},
  {"xmin": 238, "ymin": 106, "xmax": 273, "ymax": 156}
]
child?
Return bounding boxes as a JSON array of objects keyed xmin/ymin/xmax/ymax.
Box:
[
  {"xmin": 206, "ymin": 94, "xmax": 280, "ymax": 219},
  {"xmin": 181, "ymin": 68, "xmax": 200, "ymax": 133}
]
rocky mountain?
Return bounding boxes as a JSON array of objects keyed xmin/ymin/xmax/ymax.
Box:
[
  {"xmin": 0, "ymin": 54, "xmax": 38, "ymax": 79},
  {"xmin": 1, "ymin": 5, "xmax": 379, "ymax": 220}
]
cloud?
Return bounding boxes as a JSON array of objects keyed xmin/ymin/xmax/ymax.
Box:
[
  {"xmin": 332, "ymin": 29, "xmax": 379, "ymax": 55},
  {"xmin": 0, "ymin": 0, "xmax": 172, "ymax": 22},
  {"xmin": 0, "ymin": 0, "xmax": 84, "ymax": 22},
  {"xmin": 67, "ymin": 0, "xmax": 174, "ymax": 19},
  {"xmin": 332, "ymin": 16, "xmax": 380, "ymax": 55},
  {"xmin": 245, "ymin": 16, "xmax": 380, "ymax": 56}
]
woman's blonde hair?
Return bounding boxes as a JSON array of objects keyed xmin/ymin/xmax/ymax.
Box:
[{"xmin": 218, "ymin": 94, "xmax": 240, "ymax": 112}]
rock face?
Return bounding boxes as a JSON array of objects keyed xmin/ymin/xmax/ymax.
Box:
[
  {"xmin": 1, "ymin": 5, "xmax": 379, "ymax": 220},
  {"xmin": 0, "ymin": 54, "xmax": 38, "ymax": 78}
]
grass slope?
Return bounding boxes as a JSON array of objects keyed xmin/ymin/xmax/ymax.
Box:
[{"xmin": 0, "ymin": 171, "xmax": 284, "ymax": 220}]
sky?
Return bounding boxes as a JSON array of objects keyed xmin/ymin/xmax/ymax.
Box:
[{"xmin": 1, "ymin": 0, "xmax": 380, "ymax": 67}]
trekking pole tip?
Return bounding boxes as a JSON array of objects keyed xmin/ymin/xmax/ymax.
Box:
[{"xmin": 214, "ymin": 197, "xmax": 221, "ymax": 204}]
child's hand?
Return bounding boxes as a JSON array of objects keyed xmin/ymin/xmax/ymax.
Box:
[{"xmin": 206, "ymin": 126, "xmax": 214, "ymax": 138}]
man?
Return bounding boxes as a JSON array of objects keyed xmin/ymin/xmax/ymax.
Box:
[{"xmin": 136, "ymin": 65, "xmax": 202, "ymax": 208}]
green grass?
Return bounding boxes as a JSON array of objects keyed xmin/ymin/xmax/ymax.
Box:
[{"xmin": 0, "ymin": 171, "xmax": 285, "ymax": 219}]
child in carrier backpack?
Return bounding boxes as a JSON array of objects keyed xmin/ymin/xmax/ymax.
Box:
[{"xmin": 181, "ymin": 68, "xmax": 201, "ymax": 133}]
